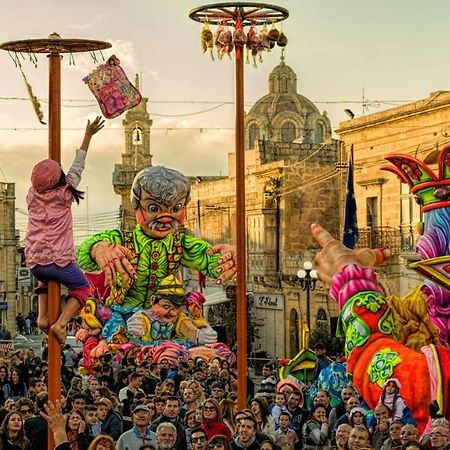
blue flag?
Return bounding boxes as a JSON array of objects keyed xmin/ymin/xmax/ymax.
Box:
[{"xmin": 343, "ymin": 146, "xmax": 358, "ymax": 248}]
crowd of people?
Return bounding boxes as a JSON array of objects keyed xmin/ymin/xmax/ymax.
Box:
[{"xmin": 0, "ymin": 341, "xmax": 446, "ymax": 450}]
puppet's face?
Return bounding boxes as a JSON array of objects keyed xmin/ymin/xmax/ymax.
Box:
[
  {"xmin": 135, "ymin": 189, "xmax": 187, "ymax": 239},
  {"xmin": 152, "ymin": 299, "xmax": 184, "ymax": 324},
  {"xmin": 188, "ymin": 304, "xmax": 202, "ymax": 319}
]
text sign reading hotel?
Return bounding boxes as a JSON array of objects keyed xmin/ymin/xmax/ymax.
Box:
[{"xmin": 254, "ymin": 293, "xmax": 284, "ymax": 310}]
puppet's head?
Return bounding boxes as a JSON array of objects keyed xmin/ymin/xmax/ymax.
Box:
[
  {"xmin": 151, "ymin": 275, "xmax": 188, "ymax": 324},
  {"xmin": 382, "ymin": 144, "xmax": 450, "ymax": 343},
  {"xmin": 187, "ymin": 291, "xmax": 206, "ymax": 319},
  {"xmin": 130, "ymin": 166, "xmax": 191, "ymax": 239}
]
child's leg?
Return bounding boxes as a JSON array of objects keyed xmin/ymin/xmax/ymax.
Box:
[
  {"xmin": 51, "ymin": 263, "xmax": 91, "ymax": 344},
  {"xmin": 37, "ymin": 293, "xmax": 49, "ymax": 332},
  {"xmin": 50, "ymin": 296, "xmax": 81, "ymax": 344}
]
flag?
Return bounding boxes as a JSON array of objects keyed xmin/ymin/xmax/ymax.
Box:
[
  {"xmin": 343, "ymin": 145, "xmax": 359, "ymax": 249},
  {"xmin": 195, "ymin": 201, "xmax": 206, "ymax": 291}
]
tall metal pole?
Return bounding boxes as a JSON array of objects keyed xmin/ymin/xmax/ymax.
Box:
[
  {"xmin": 305, "ymin": 273, "xmax": 311, "ymax": 330},
  {"xmin": 47, "ymin": 52, "xmax": 62, "ymax": 450},
  {"xmin": 235, "ymin": 40, "xmax": 248, "ymax": 408}
]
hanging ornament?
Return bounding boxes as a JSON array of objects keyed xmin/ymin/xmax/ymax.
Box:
[
  {"xmin": 233, "ymin": 16, "xmax": 247, "ymax": 60},
  {"xmin": 200, "ymin": 23, "xmax": 214, "ymax": 60},
  {"xmin": 268, "ymin": 24, "xmax": 281, "ymax": 42},
  {"xmin": 218, "ymin": 22, "xmax": 233, "ymax": 60},
  {"xmin": 277, "ymin": 32, "xmax": 288, "ymax": 47},
  {"xmin": 20, "ymin": 66, "xmax": 46, "ymax": 124},
  {"xmin": 83, "ymin": 55, "xmax": 142, "ymax": 119}
]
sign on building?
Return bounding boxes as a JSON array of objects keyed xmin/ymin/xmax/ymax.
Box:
[
  {"xmin": 254, "ymin": 293, "xmax": 284, "ymax": 310},
  {"xmin": 17, "ymin": 268, "xmax": 31, "ymax": 287}
]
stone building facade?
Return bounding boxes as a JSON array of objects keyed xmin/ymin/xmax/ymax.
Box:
[
  {"xmin": 337, "ymin": 91, "xmax": 450, "ymax": 297},
  {"xmin": 185, "ymin": 59, "xmax": 341, "ymax": 359},
  {"xmin": 0, "ymin": 182, "xmax": 20, "ymax": 334}
]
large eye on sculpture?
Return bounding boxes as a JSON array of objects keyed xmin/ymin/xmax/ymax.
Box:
[
  {"xmin": 147, "ymin": 204, "xmax": 159, "ymax": 213},
  {"xmin": 172, "ymin": 203, "xmax": 183, "ymax": 213}
]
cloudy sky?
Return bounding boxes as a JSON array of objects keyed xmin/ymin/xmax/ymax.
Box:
[{"xmin": 1, "ymin": 0, "xmax": 450, "ymax": 241}]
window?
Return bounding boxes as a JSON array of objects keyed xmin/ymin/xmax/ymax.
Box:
[
  {"xmin": 315, "ymin": 123, "xmax": 324, "ymax": 143},
  {"xmin": 248, "ymin": 123, "xmax": 260, "ymax": 149},
  {"xmin": 281, "ymin": 122, "xmax": 296, "ymax": 143},
  {"xmin": 366, "ymin": 197, "xmax": 378, "ymax": 228}
]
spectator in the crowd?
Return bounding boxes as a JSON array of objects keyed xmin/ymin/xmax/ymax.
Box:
[
  {"xmin": 274, "ymin": 411, "xmax": 298, "ymax": 450},
  {"xmin": 16, "ymin": 398, "xmax": 34, "ymax": 423},
  {"xmin": 260, "ymin": 440, "xmax": 281, "ymax": 450},
  {"xmin": 207, "ymin": 434, "xmax": 231, "ymax": 450},
  {"xmin": 329, "ymin": 386, "xmax": 357, "ymax": 432},
  {"xmin": 285, "ymin": 390, "xmax": 308, "ymax": 447},
  {"xmin": 429, "ymin": 425, "xmax": 450, "ymax": 450},
  {"xmin": 271, "ymin": 392, "xmax": 288, "ymax": 427},
  {"xmin": 67, "ymin": 376, "xmax": 83, "ymax": 399},
  {"xmin": 84, "ymin": 405, "xmax": 101, "ymax": 437},
  {"xmin": 188, "ymin": 381, "xmax": 206, "ymax": 405},
  {"xmin": 84, "ymin": 378, "xmax": 100, "ymax": 405},
  {"xmin": 258, "ymin": 364, "xmax": 277, "ymax": 397},
  {"xmin": 146, "ymin": 363, "xmax": 161, "ymax": 396},
  {"xmin": 347, "ymin": 426, "xmax": 370, "ymax": 450},
  {"xmin": 220, "ymin": 397, "xmax": 237, "ymax": 434},
  {"xmin": 380, "ymin": 420, "xmax": 403, "ymax": 450},
  {"xmin": 151, "ymin": 397, "xmax": 187, "ymax": 450},
  {"xmin": 200, "ymin": 398, "xmax": 231, "ymax": 441},
  {"xmin": 0, "ymin": 366, "xmax": 9, "ymax": 406},
  {"xmin": 24, "ymin": 392, "xmax": 48, "ymax": 450},
  {"xmin": 371, "ymin": 403, "xmax": 391, "ymax": 450},
  {"xmin": 348, "ymin": 407, "xmax": 368, "ymax": 429},
  {"xmin": 156, "ymin": 422, "xmax": 177, "ymax": 450},
  {"xmin": 313, "ymin": 343, "xmax": 332, "ymax": 380},
  {"xmin": 210, "ymin": 383, "xmax": 226, "ymax": 403},
  {"xmin": 97, "ymin": 398, "xmax": 123, "ymax": 442},
  {"xmin": 191, "ymin": 428, "xmax": 208, "ymax": 450},
  {"xmin": 88, "ymin": 435, "xmax": 117, "ymax": 450},
  {"xmin": 116, "ymin": 404, "xmax": 157, "ymax": 450},
  {"xmin": 4, "ymin": 369, "xmax": 28, "ymax": 401},
  {"xmin": 400, "ymin": 424, "xmax": 419, "ymax": 447},
  {"xmin": 182, "ymin": 387, "xmax": 198, "ymax": 415},
  {"xmin": 71, "ymin": 393, "xmax": 87, "ymax": 413},
  {"xmin": 249, "ymin": 397, "xmax": 275, "ymax": 440},
  {"xmin": 302, "ymin": 404, "xmax": 329, "ymax": 450},
  {"xmin": 66, "ymin": 410, "xmax": 93, "ymax": 450},
  {"xmin": 312, "ymin": 391, "xmax": 331, "ymax": 415},
  {"xmin": 334, "ymin": 396, "xmax": 361, "ymax": 431},
  {"xmin": 119, "ymin": 372, "xmax": 144, "ymax": 430},
  {"xmin": 185, "ymin": 409, "xmax": 202, "ymax": 449},
  {"xmin": 230, "ymin": 416, "xmax": 260, "ymax": 450},
  {"xmin": 0, "ymin": 410, "xmax": 30, "ymax": 450},
  {"xmin": 332, "ymin": 423, "xmax": 352, "ymax": 450}
]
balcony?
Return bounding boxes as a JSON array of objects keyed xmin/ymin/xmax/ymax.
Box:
[{"xmin": 356, "ymin": 226, "xmax": 419, "ymax": 255}]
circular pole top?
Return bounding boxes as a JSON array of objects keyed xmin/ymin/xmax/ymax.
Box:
[
  {"xmin": 0, "ymin": 32, "xmax": 111, "ymax": 54},
  {"xmin": 189, "ymin": 2, "xmax": 288, "ymax": 26}
]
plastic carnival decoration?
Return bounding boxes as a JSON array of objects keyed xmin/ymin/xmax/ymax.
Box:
[
  {"xmin": 312, "ymin": 144, "xmax": 450, "ymax": 434},
  {"xmin": 76, "ymin": 166, "xmax": 236, "ymax": 372}
]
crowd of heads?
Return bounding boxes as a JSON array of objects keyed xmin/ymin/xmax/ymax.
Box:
[{"xmin": 0, "ymin": 343, "xmax": 446, "ymax": 450}]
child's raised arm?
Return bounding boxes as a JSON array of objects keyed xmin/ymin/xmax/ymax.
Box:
[{"xmin": 80, "ymin": 116, "xmax": 105, "ymax": 151}]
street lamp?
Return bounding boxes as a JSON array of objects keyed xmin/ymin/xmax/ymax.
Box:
[{"xmin": 297, "ymin": 261, "xmax": 318, "ymax": 330}]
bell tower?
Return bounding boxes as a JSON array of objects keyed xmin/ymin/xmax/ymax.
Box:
[{"xmin": 113, "ymin": 74, "xmax": 152, "ymax": 230}]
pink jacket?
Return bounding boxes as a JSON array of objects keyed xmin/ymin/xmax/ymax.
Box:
[{"xmin": 25, "ymin": 150, "xmax": 86, "ymax": 268}]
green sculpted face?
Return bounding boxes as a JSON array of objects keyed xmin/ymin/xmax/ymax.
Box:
[{"xmin": 368, "ymin": 348, "xmax": 401, "ymax": 387}]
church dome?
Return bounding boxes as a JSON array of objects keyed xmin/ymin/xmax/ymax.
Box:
[{"xmin": 244, "ymin": 58, "xmax": 331, "ymax": 149}]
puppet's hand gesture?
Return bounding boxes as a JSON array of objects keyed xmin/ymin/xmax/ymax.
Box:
[
  {"xmin": 91, "ymin": 241, "xmax": 136, "ymax": 287},
  {"xmin": 208, "ymin": 244, "xmax": 237, "ymax": 284},
  {"xmin": 311, "ymin": 223, "xmax": 391, "ymax": 287}
]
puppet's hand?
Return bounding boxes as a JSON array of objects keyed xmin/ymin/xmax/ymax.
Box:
[
  {"xmin": 311, "ymin": 223, "xmax": 391, "ymax": 287},
  {"xmin": 127, "ymin": 314, "xmax": 147, "ymax": 338},
  {"xmin": 91, "ymin": 241, "xmax": 136, "ymax": 287},
  {"xmin": 208, "ymin": 244, "xmax": 237, "ymax": 284},
  {"xmin": 196, "ymin": 326, "xmax": 217, "ymax": 347}
]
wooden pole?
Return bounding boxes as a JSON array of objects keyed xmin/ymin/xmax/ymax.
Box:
[
  {"xmin": 235, "ymin": 43, "xmax": 248, "ymax": 408},
  {"xmin": 47, "ymin": 52, "xmax": 62, "ymax": 450}
]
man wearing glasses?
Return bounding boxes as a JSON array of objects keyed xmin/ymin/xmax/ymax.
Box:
[
  {"xmin": 117, "ymin": 404, "xmax": 157, "ymax": 450},
  {"xmin": 16, "ymin": 398, "xmax": 34, "ymax": 421},
  {"xmin": 191, "ymin": 428, "xmax": 208, "ymax": 450},
  {"xmin": 430, "ymin": 426, "xmax": 450, "ymax": 450}
]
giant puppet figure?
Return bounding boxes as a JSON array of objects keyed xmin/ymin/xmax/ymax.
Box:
[
  {"xmin": 76, "ymin": 166, "xmax": 236, "ymax": 364},
  {"xmin": 310, "ymin": 144, "xmax": 450, "ymax": 434}
]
